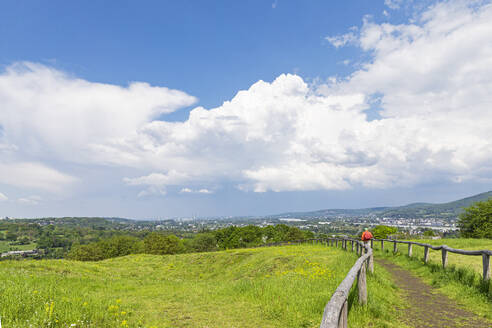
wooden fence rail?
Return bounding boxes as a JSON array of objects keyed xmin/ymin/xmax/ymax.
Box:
[
  {"xmin": 257, "ymin": 236, "xmax": 490, "ymax": 327},
  {"xmin": 372, "ymin": 238, "xmax": 491, "ymax": 282},
  {"xmin": 257, "ymin": 237, "xmax": 373, "ymax": 328},
  {"xmin": 318, "ymin": 238, "xmax": 373, "ymax": 328}
]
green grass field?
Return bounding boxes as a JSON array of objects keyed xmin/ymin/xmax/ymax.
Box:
[{"xmin": 0, "ymin": 244, "xmax": 406, "ymax": 328}]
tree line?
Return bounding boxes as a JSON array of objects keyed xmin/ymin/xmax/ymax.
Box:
[{"xmin": 67, "ymin": 224, "xmax": 314, "ymax": 261}]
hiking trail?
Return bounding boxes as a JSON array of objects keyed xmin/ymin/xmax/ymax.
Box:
[{"xmin": 376, "ymin": 258, "xmax": 491, "ymax": 328}]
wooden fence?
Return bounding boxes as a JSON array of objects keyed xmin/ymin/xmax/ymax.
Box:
[
  {"xmin": 370, "ymin": 238, "xmax": 491, "ymax": 282},
  {"xmin": 259, "ymin": 238, "xmax": 373, "ymax": 328},
  {"xmin": 317, "ymin": 238, "xmax": 373, "ymax": 328},
  {"xmin": 259, "ymin": 237, "xmax": 491, "ymax": 328}
]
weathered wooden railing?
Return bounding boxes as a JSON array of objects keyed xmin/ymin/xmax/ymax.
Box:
[
  {"xmin": 371, "ymin": 238, "xmax": 491, "ymax": 282},
  {"xmin": 257, "ymin": 237, "xmax": 373, "ymax": 328},
  {"xmin": 318, "ymin": 238, "xmax": 373, "ymax": 328}
]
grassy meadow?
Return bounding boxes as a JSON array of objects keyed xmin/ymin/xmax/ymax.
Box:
[
  {"xmin": 0, "ymin": 244, "xmax": 406, "ymax": 328},
  {"xmin": 373, "ymin": 238, "xmax": 492, "ymax": 321},
  {"xmin": 372, "ymin": 238, "xmax": 492, "ymax": 275}
]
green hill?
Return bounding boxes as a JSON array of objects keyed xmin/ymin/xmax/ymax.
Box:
[
  {"xmin": 0, "ymin": 245, "xmax": 401, "ymax": 328},
  {"xmin": 378, "ymin": 191, "xmax": 492, "ymax": 219},
  {"xmin": 273, "ymin": 191, "xmax": 492, "ymax": 220}
]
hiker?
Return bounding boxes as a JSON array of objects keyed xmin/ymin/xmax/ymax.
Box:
[{"xmin": 361, "ymin": 228, "xmax": 373, "ymax": 248}]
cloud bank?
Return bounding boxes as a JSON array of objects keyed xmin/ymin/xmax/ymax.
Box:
[{"xmin": 1, "ymin": 0, "xmax": 491, "ymax": 200}]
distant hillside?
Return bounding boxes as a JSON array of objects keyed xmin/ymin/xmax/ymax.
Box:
[{"xmin": 271, "ymin": 191, "xmax": 492, "ymax": 220}]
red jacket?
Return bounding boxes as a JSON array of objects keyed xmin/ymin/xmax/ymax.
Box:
[{"xmin": 361, "ymin": 231, "xmax": 373, "ymax": 241}]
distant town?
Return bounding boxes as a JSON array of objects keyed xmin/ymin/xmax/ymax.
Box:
[{"xmin": 2, "ymin": 190, "xmax": 491, "ymax": 259}]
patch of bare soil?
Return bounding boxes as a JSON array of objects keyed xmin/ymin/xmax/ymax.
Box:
[{"xmin": 376, "ymin": 258, "xmax": 491, "ymax": 328}]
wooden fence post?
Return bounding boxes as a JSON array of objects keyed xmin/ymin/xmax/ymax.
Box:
[
  {"xmin": 358, "ymin": 263, "xmax": 367, "ymax": 305},
  {"xmin": 336, "ymin": 239, "xmax": 339, "ymax": 248},
  {"xmin": 393, "ymin": 241, "xmax": 397, "ymax": 253},
  {"xmin": 442, "ymin": 248, "xmax": 448, "ymax": 269},
  {"xmin": 368, "ymin": 253, "xmax": 374, "ymax": 273},
  {"xmin": 351, "ymin": 241, "xmax": 354, "ymax": 252},
  {"xmin": 338, "ymin": 299, "xmax": 348, "ymax": 328},
  {"xmin": 356, "ymin": 243, "xmax": 359, "ymax": 255},
  {"xmin": 423, "ymin": 246, "xmax": 429, "ymax": 264},
  {"xmin": 381, "ymin": 240, "xmax": 384, "ymax": 252},
  {"xmin": 408, "ymin": 244, "xmax": 413, "ymax": 257},
  {"xmin": 370, "ymin": 239, "xmax": 373, "ymax": 249},
  {"xmin": 483, "ymin": 254, "xmax": 490, "ymax": 282}
]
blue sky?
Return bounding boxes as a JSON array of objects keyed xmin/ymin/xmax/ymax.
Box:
[
  {"xmin": 0, "ymin": 0, "xmax": 491, "ymax": 218},
  {"xmin": 2, "ymin": 1, "xmax": 378, "ymax": 110}
]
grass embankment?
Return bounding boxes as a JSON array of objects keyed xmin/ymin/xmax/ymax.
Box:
[
  {"xmin": 373, "ymin": 238, "xmax": 492, "ymax": 321},
  {"xmin": 0, "ymin": 244, "xmax": 406, "ymax": 328}
]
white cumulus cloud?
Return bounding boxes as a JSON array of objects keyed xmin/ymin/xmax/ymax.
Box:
[
  {"xmin": 180, "ymin": 188, "xmax": 213, "ymax": 194},
  {"xmin": 123, "ymin": 0, "xmax": 492, "ymax": 193},
  {"xmin": 0, "ymin": 162, "xmax": 77, "ymax": 193},
  {"xmin": 0, "ymin": 62, "xmax": 197, "ymax": 167},
  {"xmin": 2, "ymin": 0, "xmax": 492, "ymax": 199}
]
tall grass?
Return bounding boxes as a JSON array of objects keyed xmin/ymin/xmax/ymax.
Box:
[{"xmin": 0, "ymin": 244, "xmax": 407, "ymax": 328}]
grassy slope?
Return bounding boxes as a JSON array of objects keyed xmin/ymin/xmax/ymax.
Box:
[
  {"xmin": 0, "ymin": 245, "xmax": 406, "ymax": 328},
  {"xmin": 372, "ymin": 238, "xmax": 492, "ymax": 321}
]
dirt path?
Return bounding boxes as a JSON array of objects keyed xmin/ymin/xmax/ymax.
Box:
[{"xmin": 376, "ymin": 258, "xmax": 491, "ymax": 328}]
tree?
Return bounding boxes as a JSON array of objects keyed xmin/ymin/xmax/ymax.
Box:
[
  {"xmin": 458, "ymin": 198, "xmax": 492, "ymax": 239},
  {"xmin": 67, "ymin": 243, "xmax": 105, "ymax": 261},
  {"xmin": 189, "ymin": 233, "xmax": 217, "ymax": 252},
  {"xmin": 144, "ymin": 233, "xmax": 184, "ymax": 255},
  {"xmin": 285, "ymin": 227, "xmax": 306, "ymax": 241},
  {"xmin": 101, "ymin": 235, "xmax": 142, "ymax": 258},
  {"xmin": 423, "ymin": 229, "xmax": 436, "ymax": 237},
  {"xmin": 5, "ymin": 231, "xmax": 17, "ymax": 241},
  {"xmin": 238, "ymin": 225, "xmax": 262, "ymax": 245},
  {"xmin": 372, "ymin": 225, "xmax": 398, "ymax": 239}
]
